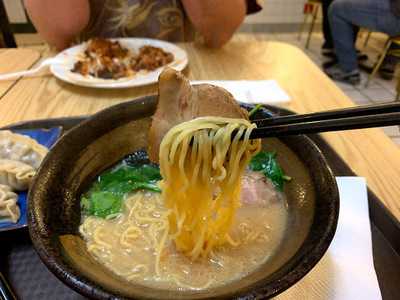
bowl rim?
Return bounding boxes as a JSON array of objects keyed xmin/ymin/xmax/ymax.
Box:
[{"xmin": 28, "ymin": 97, "xmax": 339, "ymax": 300}]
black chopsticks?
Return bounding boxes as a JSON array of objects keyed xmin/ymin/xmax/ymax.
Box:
[{"xmin": 248, "ymin": 102, "xmax": 400, "ymax": 139}]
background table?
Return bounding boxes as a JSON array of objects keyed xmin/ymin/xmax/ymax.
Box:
[
  {"xmin": 0, "ymin": 38, "xmax": 399, "ymax": 224},
  {"xmin": 0, "ymin": 48, "xmax": 40, "ymax": 97}
]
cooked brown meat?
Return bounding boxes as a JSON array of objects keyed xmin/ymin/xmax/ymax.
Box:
[
  {"xmin": 86, "ymin": 38, "xmax": 128, "ymax": 59},
  {"xmin": 132, "ymin": 46, "xmax": 174, "ymax": 71},
  {"xmin": 148, "ymin": 68, "xmax": 248, "ymax": 162},
  {"xmin": 71, "ymin": 39, "xmax": 174, "ymax": 80},
  {"xmin": 72, "ymin": 38, "xmax": 132, "ymax": 79},
  {"xmin": 71, "ymin": 61, "xmax": 89, "ymax": 76},
  {"xmin": 241, "ymin": 171, "xmax": 280, "ymax": 207}
]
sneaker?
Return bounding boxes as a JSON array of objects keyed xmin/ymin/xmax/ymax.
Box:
[{"xmin": 324, "ymin": 64, "xmax": 361, "ymax": 85}]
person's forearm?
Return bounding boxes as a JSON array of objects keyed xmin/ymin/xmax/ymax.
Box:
[
  {"xmin": 24, "ymin": 0, "xmax": 90, "ymax": 50},
  {"xmin": 182, "ymin": 0, "xmax": 246, "ymax": 48}
]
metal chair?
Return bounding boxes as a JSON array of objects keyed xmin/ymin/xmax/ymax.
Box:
[
  {"xmin": 366, "ymin": 36, "xmax": 400, "ymax": 88},
  {"xmin": 363, "ymin": 30, "xmax": 372, "ymax": 48},
  {"xmin": 0, "ymin": 0, "xmax": 17, "ymax": 47},
  {"xmin": 298, "ymin": 0, "xmax": 321, "ymax": 49}
]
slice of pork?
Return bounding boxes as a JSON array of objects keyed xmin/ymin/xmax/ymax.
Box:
[
  {"xmin": 148, "ymin": 68, "xmax": 248, "ymax": 162},
  {"xmin": 241, "ymin": 171, "xmax": 280, "ymax": 207}
]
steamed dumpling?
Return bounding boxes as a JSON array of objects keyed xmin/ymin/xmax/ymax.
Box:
[
  {"xmin": 0, "ymin": 130, "xmax": 48, "ymax": 169},
  {"xmin": 0, "ymin": 184, "xmax": 20, "ymax": 223},
  {"xmin": 0, "ymin": 159, "xmax": 35, "ymax": 191}
]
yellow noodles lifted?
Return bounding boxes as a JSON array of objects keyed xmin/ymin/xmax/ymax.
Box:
[{"xmin": 159, "ymin": 117, "xmax": 261, "ymax": 260}]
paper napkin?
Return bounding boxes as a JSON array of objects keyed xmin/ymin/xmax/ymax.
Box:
[
  {"xmin": 277, "ymin": 177, "xmax": 382, "ymax": 300},
  {"xmin": 190, "ymin": 80, "xmax": 291, "ymax": 104}
]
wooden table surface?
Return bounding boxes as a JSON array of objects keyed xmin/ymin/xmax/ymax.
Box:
[
  {"xmin": 0, "ymin": 48, "xmax": 41, "ymax": 98},
  {"xmin": 0, "ymin": 38, "xmax": 399, "ymax": 223}
]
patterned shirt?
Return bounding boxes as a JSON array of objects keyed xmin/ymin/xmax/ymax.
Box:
[{"xmin": 81, "ymin": 0, "xmax": 262, "ymax": 42}]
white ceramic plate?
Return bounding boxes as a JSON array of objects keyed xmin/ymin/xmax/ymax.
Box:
[{"xmin": 50, "ymin": 38, "xmax": 188, "ymax": 89}]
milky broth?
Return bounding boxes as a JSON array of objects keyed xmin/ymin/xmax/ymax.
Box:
[{"xmin": 79, "ymin": 178, "xmax": 288, "ymax": 291}]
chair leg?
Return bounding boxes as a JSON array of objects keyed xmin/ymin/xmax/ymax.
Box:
[
  {"xmin": 363, "ymin": 31, "xmax": 372, "ymax": 48},
  {"xmin": 396, "ymin": 77, "xmax": 400, "ymax": 101},
  {"xmin": 298, "ymin": 11, "xmax": 310, "ymax": 41},
  {"xmin": 306, "ymin": 4, "xmax": 319, "ymax": 49},
  {"xmin": 366, "ymin": 39, "xmax": 392, "ymax": 87}
]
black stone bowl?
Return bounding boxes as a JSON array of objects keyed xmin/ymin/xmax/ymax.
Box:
[{"xmin": 28, "ymin": 96, "xmax": 339, "ymax": 300}]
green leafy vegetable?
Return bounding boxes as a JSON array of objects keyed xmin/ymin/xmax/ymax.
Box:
[
  {"xmin": 81, "ymin": 150, "xmax": 290, "ymax": 218},
  {"xmin": 249, "ymin": 151, "xmax": 291, "ymax": 191},
  {"xmin": 94, "ymin": 164, "xmax": 162, "ymax": 194},
  {"xmin": 81, "ymin": 164, "xmax": 162, "ymax": 218},
  {"xmin": 248, "ymin": 103, "xmax": 263, "ymax": 117},
  {"xmin": 81, "ymin": 192, "xmax": 122, "ymax": 218}
]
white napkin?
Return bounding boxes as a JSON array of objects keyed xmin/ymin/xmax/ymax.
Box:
[
  {"xmin": 190, "ymin": 80, "xmax": 291, "ymax": 104},
  {"xmin": 277, "ymin": 177, "xmax": 382, "ymax": 300}
]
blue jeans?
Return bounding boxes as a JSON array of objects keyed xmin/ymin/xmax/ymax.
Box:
[{"xmin": 329, "ymin": 0, "xmax": 400, "ymax": 72}]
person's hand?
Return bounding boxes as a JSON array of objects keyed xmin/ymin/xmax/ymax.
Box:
[{"xmin": 24, "ymin": 0, "xmax": 90, "ymax": 50}]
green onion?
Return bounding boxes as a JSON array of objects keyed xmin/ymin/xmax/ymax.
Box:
[{"xmin": 248, "ymin": 103, "xmax": 263, "ymax": 117}]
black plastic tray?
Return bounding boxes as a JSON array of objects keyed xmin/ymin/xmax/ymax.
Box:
[{"xmin": 1, "ymin": 115, "xmax": 399, "ymax": 300}]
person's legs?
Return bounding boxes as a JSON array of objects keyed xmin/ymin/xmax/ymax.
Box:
[
  {"xmin": 322, "ymin": 0, "xmax": 361, "ymax": 54},
  {"xmin": 324, "ymin": 0, "xmax": 362, "ymax": 85},
  {"xmin": 328, "ymin": 0, "xmax": 370, "ymax": 72},
  {"xmin": 329, "ymin": 0, "xmax": 400, "ymax": 73},
  {"xmin": 322, "ymin": 0, "xmax": 335, "ymax": 49}
]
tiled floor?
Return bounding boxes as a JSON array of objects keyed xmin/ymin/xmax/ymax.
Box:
[{"xmin": 237, "ymin": 30, "xmax": 400, "ymax": 146}]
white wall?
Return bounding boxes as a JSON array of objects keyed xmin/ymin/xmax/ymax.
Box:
[{"xmin": 3, "ymin": 0, "xmax": 27, "ymax": 23}]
